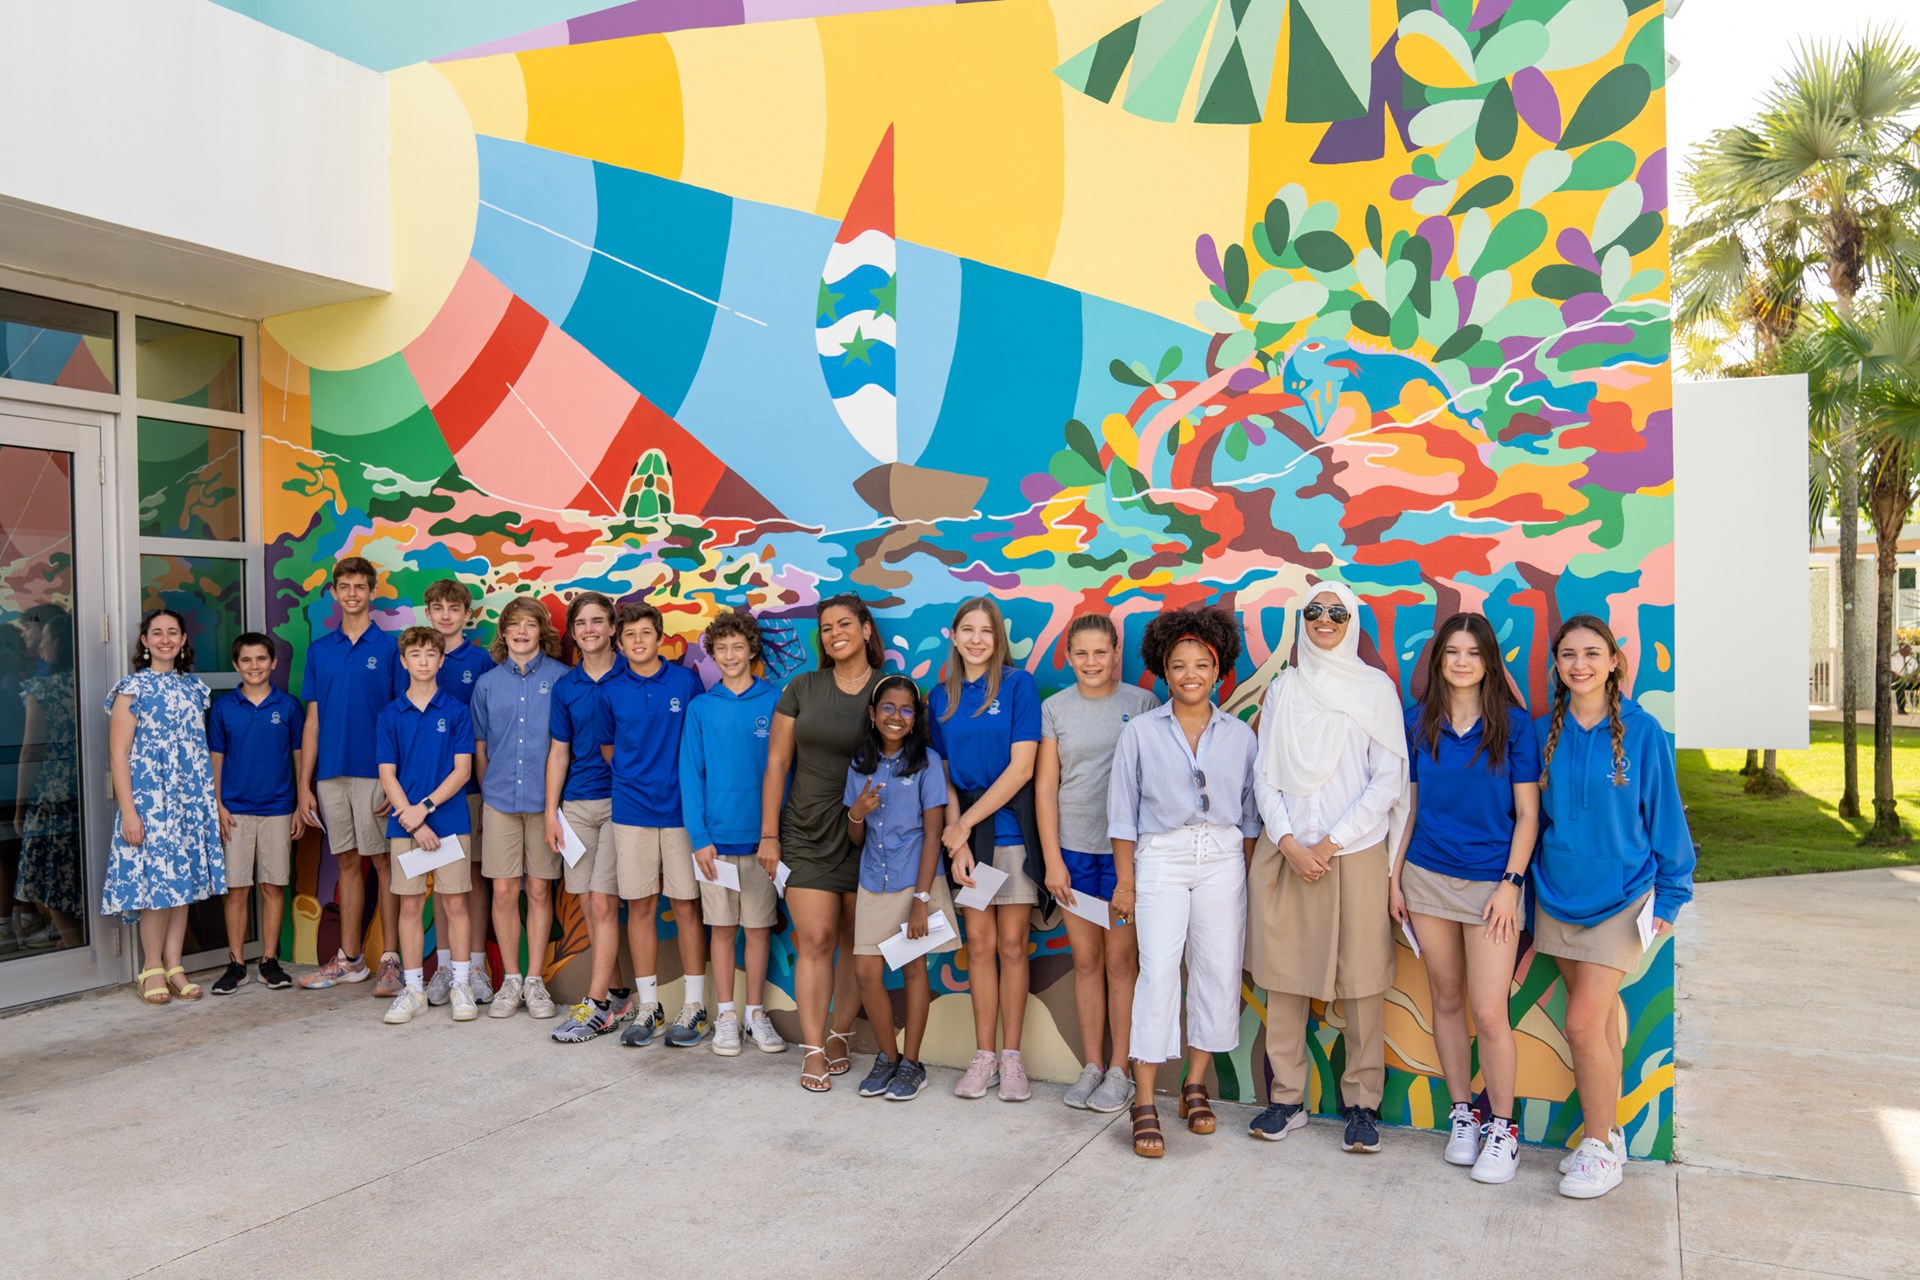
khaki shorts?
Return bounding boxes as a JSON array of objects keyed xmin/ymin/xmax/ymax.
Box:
[
  {"xmin": 854, "ymin": 878, "xmax": 962, "ymax": 956},
  {"xmin": 560, "ymin": 798, "xmax": 618, "ymax": 896},
  {"xmin": 224, "ymin": 813, "xmax": 293, "ymax": 888},
  {"xmin": 390, "ymin": 837, "xmax": 474, "ymax": 896},
  {"xmin": 614, "ymin": 824, "xmax": 697, "ymax": 901},
  {"xmin": 317, "ymin": 776, "xmax": 389, "ymax": 857},
  {"xmin": 1400, "ymin": 861, "xmax": 1499, "ymax": 927},
  {"xmin": 1533, "ymin": 891, "xmax": 1652, "ymax": 975},
  {"xmin": 482, "ymin": 807, "xmax": 560, "ymax": 880},
  {"xmin": 988, "ymin": 844, "xmax": 1040, "ymax": 906},
  {"xmin": 467, "ymin": 794, "xmax": 484, "ymax": 847},
  {"xmin": 698, "ymin": 853, "xmax": 779, "ymax": 929}
]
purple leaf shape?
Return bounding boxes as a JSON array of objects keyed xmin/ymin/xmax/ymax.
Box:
[
  {"xmin": 1468, "ymin": 0, "xmax": 1514, "ymax": 30},
  {"xmin": 1228, "ymin": 366, "xmax": 1270, "ymax": 392},
  {"xmin": 1512, "ymin": 68, "xmax": 1561, "ymax": 142},
  {"xmin": 1454, "ymin": 276, "xmax": 1477, "ymax": 322},
  {"xmin": 1243, "ymin": 419, "xmax": 1268, "ymax": 445},
  {"xmin": 1418, "ymin": 215, "xmax": 1455, "ymax": 277},
  {"xmin": 1392, "ymin": 173, "xmax": 1446, "ymax": 200},
  {"xmin": 1638, "ymin": 148, "xmax": 1668, "ymax": 214},
  {"xmin": 1560, "ymin": 292, "xmax": 1612, "ymax": 326},
  {"xmin": 1196, "ymin": 234, "xmax": 1226, "ymax": 289},
  {"xmin": 1556, "ymin": 228, "xmax": 1601, "ymax": 273}
]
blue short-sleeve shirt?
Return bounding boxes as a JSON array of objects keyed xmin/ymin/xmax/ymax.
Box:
[
  {"xmin": 1404, "ymin": 704, "xmax": 1541, "ymax": 881},
  {"xmin": 927, "ymin": 667, "xmax": 1041, "ymax": 843},
  {"xmin": 302, "ymin": 623, "xmax": 404, "ymax": 781},
  {"xmin": 470, "ymin": 652, "xmax": 556, "ymax": 815},
  {"xmin": 843, "ymin": 749, "xmax": 948, "ymax": 893},
  {"xmin": 600, "ymin": 662, "xmax": 705, "ymax": 827},
  {"xmin": 207, "ymin": 686, "xmax": 305, "ymax": 816},
  {"xmin": 550, "ymin": 663, "xmax": 619, "ymax": 803},
  {"xmin": 375, "ymin": 690, "xmax": 475, "ymax": 840}
]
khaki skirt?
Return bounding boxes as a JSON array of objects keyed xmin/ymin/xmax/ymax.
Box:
[
  {"xmin": 1246, "ymin": 836, "xmax": 1394, "ymax": 1001},
  {"xmin": 854, "ymin": 878, "xmax": 962, "ymax": 956},
  {"xmin": 1400, "ymin": 861, "xmax": 1499, "ymax": 927},
  {"xmin": 1532, "ymin": 891, "xmax": 1652, "ymax": 974}
]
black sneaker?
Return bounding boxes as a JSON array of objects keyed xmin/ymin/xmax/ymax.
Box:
[
  {"xmin": 1248, "ymin": 1102, "xmax": 1308, "ymax": 1141},
  {"xmin": 859, "ymin": 1053, "xmax": 898, "ymax": 1097},
  {"xmin": 1342, "ymin": 1105, "xmax": 1381, "ymax": 1153},
  {"xmin": 210, "ymin": 960, "xmax": 249, "ymax": 996},
  {"xmin": 258, "ymin": 957, "xmax": 293, "ymax": 989}
]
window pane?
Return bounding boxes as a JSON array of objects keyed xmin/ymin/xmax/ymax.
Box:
[
  {"xmin": 0, "ymin": 286, "xmax": 116, "ymax": 393},
  {"xmin": 138, "ymin": 418, "xmax": 244, "ymax": 541},
  {"xmin": 135, "ymin": 317, "xmax": 241, "ymax": 411},
  {"xmin": 140, "ymin": 555, "xmax": 245, "ymax": 666}
]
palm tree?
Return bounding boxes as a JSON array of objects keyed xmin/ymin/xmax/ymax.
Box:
[{"xmin": 1682, "ymin": 27, "xmax": 1920, "ymax": 818}]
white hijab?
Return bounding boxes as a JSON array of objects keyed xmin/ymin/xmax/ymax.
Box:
[{"xmin": 1263, "ymin": 581, "xmax": 1411, "ymax": 864}]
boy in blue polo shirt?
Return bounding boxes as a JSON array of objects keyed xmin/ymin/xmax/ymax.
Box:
[
  {"xmin": 296, "ymin": 556, "xmax": 406, "ymax": 993},
  {"xmin": 208, "ymin": 632, "xmax": 306, "ymax": 996},
  {"xmin": 424, "ymin": 577, "xmax": 496, "ymax": 1006},
  {"xmin": 376, "ymin": 627, "xmax": 477, "ymax": 1025},
  {"xmin": 598, "ymin": 601, "xmax": 708, "ymax": 1049}
]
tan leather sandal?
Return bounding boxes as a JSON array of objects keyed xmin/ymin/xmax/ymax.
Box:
[
  {"xmin": 1131, "ymin": 1103, "xmax": 1165, "ymax": 1158},
  {"xmin": 1180, "ymin": 1082, "xmax": 1217, "ymax": 1134}
]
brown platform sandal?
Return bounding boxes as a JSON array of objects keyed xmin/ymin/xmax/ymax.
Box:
[
  {"xmin": 1131, "ymin": 1103, "xmax": 1164, "ymax": 1158},
  {"xmin": 1179, "ymin": 1082, "xmax": 1217, "ymax": 1134}
]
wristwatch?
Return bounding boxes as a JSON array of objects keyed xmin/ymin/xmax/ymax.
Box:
[
  {"xmin": 1326, "ymin": 834, "xmax": 1343, "ymax": 851},
  {"xmin": 912, "ymin": 890, "xmax": 931, "ymax": 903},
  {"xmin": 1500, "ymin": 871, "xmax": 1526, "ymax": 889},
  {"xmin": 423, "ymin": 798, "xmax": 437, "ymax": 814}
]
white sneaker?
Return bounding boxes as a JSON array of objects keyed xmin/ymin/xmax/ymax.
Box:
[
  {"xmin": 746, "ymin": 1009, "xmax": 787, "ymax": 1053},
  {"xmin": 1560, "ymin": 1127, "xmax": 1626, "ymax": 1174},
  {"xmin": 523, "ymin": 976, "xmax": 556, "ymax": 1019},
  {"xmin": 712, "ymin": 1009, "xmax": 743, "ymax": 1056},
  {"xmin": 1443, "ymin": 1103, "xmax": 1483, "ymax": 1166},
  {"xmin": 424, "ymin": 964, "xmax": 455, "ymax": 1006},
  {"xmin": 488, "ymin": 976, "xmax": 524, "ymax": 1018},
  {"xmin": 1471, "ymin": 1118, "xmax": 1521, "ymax": 1184},
  {"xmin": 1558, "ymin": 1137, "xmax": 1624, "ymax": 1199},
  {"xmin": 449, "ymin": 981, "xmax": 479, "ymax": 1022},
  {"xmin": 468, "ymin": 960, "xmax": 494, "ymax": 1004},
  {"xmin": 383, "ymin": 988, "xmax": 428, "ymax": 1025}
]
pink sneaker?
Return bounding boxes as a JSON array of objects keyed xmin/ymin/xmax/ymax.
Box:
[
  {"xmin": 998, "ymin": 1050, "xmax": 1031, "ymax": 1102},
  {"xmin": 954, "ymin": 1050, "xmax": 999, "ymax": 1099},
  {"xmin": 298, "ymin": 951, "xmax": 369, "ymax": 990},
  {"xmin": 372, "ymin": 955, "xmax": 402, "ymax": 998}
]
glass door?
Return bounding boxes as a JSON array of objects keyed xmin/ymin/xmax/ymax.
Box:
[{"xmin": 0, "ymin": 403, "xmax": 122, "ymax": 1005}]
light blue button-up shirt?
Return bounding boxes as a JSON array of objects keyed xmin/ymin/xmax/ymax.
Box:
[
  {"xmin": 1107, "ymin": 703, "xmax": 1262, "ymax": 844},
  {"xmin": 470, "ymin": 650, "xmax": 557, "ymax": 815},
  {"xmin": 843, "ymin": 749, "xmax": 949, "ymax": 894}
]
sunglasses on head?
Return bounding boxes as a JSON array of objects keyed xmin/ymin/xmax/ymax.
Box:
[{"xmin": 1301, "ymin": 604, "xmax": 1350, "ymax": 624}]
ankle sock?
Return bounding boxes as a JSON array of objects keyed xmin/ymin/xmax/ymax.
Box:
[
  {"xmin": 590, "ymin": 996, "xmax": 610, "ymax": 1012},
  {"xmin": 452, "ymin": 960, "xmax": 470, "ymax": 986},
  {"xmin": 718, "ymin": 1000, "xmax": 736, "ymax": 1015},
  {"xmin": 636, "ymin": 976, "xmax": 658, "ymax": 1006},
  {"xmin": 435, "ymin": 948, "xmax": 451, "ymax": 967},
  {"xmin": 404, "ymin": 968, "xmax": 424, "ymax": 992},
  {"xmin": 504, "ymin": 972, "xmax": 522, "ymax": 984},
  {"xmin": 746, "ymin": 1003, "xmax": 762, "ymax": 1020},
  {"xmin": 469, "ymin": 950, "xmax": 486, "ymax": 967},
  {"xmin": 685, "ymin": 974, "xmax": 705, "ymax": 1005}
]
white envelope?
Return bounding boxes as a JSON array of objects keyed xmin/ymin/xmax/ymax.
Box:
[
  {"xmin": 1061, "ymin": 893, "xmax": 1110, "ymax": 930},
  {"xmin": 952, "ymin": 859, "xmax": 1010, "ymax": 911},
  {"xmin": 877, "ymin": 909, "xmax": 957, "ymax": 971},
  {"xmin": 556, "ymin": 813, "xmax": 587, "ymax": 868},
  {"xmin": 773, "ymin": 862, "xmax": 792, "ymax": 896},
  {"xmin": 1635, "ymin": 895, "xmax": 1657, "ymax": 952},
  {"xmin": 397, "ymin": 835, "xmax": 465, "ymax": 880},
  {"xmin": 694, "ymin": 856, "xmax": 741, "ymax": 890},
  {"xmin": 1399, "ymin": 918, "xmax": 1423, "ymax": 959}
]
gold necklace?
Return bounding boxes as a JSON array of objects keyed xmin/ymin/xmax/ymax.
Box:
[{"xmin": 833, "ymin": 663, "xmax": 872, "ymax": 694}]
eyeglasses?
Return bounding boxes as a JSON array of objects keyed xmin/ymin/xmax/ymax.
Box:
[
  {"xmin": 1192, "ymin": 767, "xmax": 1210, "ymax": 812},
  {"xmin": 1301, "ymin": 604, "xmax": 1350, "ymax": 624},
  {"xmin": 877, "ymin": 705, "xmax": 916, "ymax": 720}
]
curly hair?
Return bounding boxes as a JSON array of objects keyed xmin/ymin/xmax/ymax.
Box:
[
  {"xmin": 703, "ymin": 608, "xmax": 763, "ymax": 662},
  {"xmin": 1139, "ymin": 606, "xmax": 1241, "ymax": 681},
  {"xmin": 133, "ymin": 608, "xmax": 196, "ymax": 673},
  {"xmin": 1540, "ymin": 613, "xmax": 1629, "ymax": 788}
]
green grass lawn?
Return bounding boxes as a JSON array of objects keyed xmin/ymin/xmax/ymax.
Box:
[{"xmin": 1680, "ymin": 721, "xmax": 1920, "ymax": 880}]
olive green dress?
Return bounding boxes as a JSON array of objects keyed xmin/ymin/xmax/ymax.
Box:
[{"xmin": 776, "ymin": 668, "xmax": 884, "ymax": 893}]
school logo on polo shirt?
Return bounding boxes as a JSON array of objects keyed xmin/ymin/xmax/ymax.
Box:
[
  {"xmin": 669, "ymin": 697, "xmax": 683, "ymax": 713},
  {"xmin": 437, "ymin": 717, "xmax": 448, "ymax": 733},
  {"xmin": 462, "ymin": 670, "xmax": 475, "ymax": 684},
  {"xmin": 538, "ymin": 680, "xmax": 550, "ymax": 694},
  {"xmin": 271, "ymin": 710, "xmax": 284, "ymax": 724},
  {"xmin": 1121, "ymin": 713, "xmax": 1133, "ymax": 722},
  {"xmin": 988, "ymin": 698, "xmax": 1002, "ymax": 716},
  {"xmin": 366, "ymin": 656, "xmax": 379, "ymax": 670}
]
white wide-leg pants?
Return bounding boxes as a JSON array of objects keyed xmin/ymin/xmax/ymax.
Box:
[{"xmin": 1129, "ymin": 823, "xmax": 1247, "ymax": 1064}]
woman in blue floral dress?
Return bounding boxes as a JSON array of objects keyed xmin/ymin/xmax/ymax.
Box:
[
  {"xmin": 16, "ymin": 614, "xmax": 84, "ymax": 949},
  {"xmin": 102, "ymin": 609, "xmax": 224, "ymax": 1004}
]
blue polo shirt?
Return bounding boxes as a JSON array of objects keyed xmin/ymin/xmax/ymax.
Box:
[
  {"xmin": 599, "ymin": 661, "xmax": 704, "ymax": 827},
  {"xmin": 471, "ymin": 651, "xmax": 556, "ymax": 815},
  {"xmin": 207, "ymin": 686, "xmax": 305, "ymax": 816},
  {"xmin": 375, "ymin": 689, "xmax": 475, "ymax": 840},
  {"xmin": 928, "ymin": 667, "xmax": 1041, "ymax": 843},
  {"xmin": 550, "ymin": 663, "xmax": 619, "ymax": 803},
  {"xmin": 303, "ymin": 622, "xmax": 404, "ymax": 781},
  {"xmin": 1404, "ymin": 704, "xmax": 1541, "ymax": 881},
  {"xmin": 843, "ymin": 749, "xmax": 949, "ymax": 893}
]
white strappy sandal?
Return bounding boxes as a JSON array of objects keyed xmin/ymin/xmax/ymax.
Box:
[{"xmin": 798, "ymin": 1044, "xmax": 832, "ymax": 1093}]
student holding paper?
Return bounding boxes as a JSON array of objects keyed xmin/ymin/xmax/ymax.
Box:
[
  {"xmin": 1108, "ymin": 607, "xmax": 1260, "ymax": 1159},
  {"xmin": 931, "ymin": 596, "xmax": 1045, "ymax": 1103},
  {"xmin": 1388, "ymin": 612, "xmax": 1539, "ymax": 1184},
  {"xmin": 1247, "ymin": 582, "xmax": 1409, "ymax": 1155},
  {"xmin": 1533, "ymin": 615, "xmax": 1694, "ymax": 1200},
  {"xmin": 679, "ymin": 609, "xmax": 787, "ymax": 1057},
  {"xmin": 844, "ymin": 676, "xmax": 958, "ymax": 1101},
  {"xmin": 1037, "ymin": 615, "xmax": 1159, "ymax": 1114},
  {"xmin": 375, "ymin": 627, "xmax": 477, "ymax": 1025}
]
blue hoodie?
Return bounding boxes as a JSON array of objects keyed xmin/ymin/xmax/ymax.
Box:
[
  {"xmin": 677, "ymin": 676, "xmax": 779, "ymax": 851},
  {"xmin": 1533, "ymin": 696, "xmax": 1695, "ymax": 928}
]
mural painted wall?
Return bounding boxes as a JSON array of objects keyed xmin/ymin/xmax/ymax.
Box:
[{"xmin": 254, "ymin": 0, "xmax": 1678, "ymax": 1159}]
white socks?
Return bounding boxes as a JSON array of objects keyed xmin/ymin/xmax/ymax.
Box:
[
  {"xmin": 718, "ymin": 1001, "xmax": 736, "ymax": 1015},
  {"xmin": 404, "ymin": 968, "xmax": 424, "ymax": 992},
  {"xmin": 746, "ymin": 1003, "xmax": 763, "ymax": 1021},
  {"xmin": 469, "ymin": 950, "xmax": 485, "ymax": 966},
  {"xmin": 452, "ymin": 960, "xmax": 470, "ymax": 986},
  {"xmin": 686, "ymin": 974, "xmax": 705, "ymax": 1006},
  {"xmin": 636, "ymin": 976, "xmax": 659, "ymax": 1007},
  {"xmin": 435, "ymin": 949, "xmax": 451, "ymax": 967},
  {"xmin": 504, "ymin": 972, "xmax": 522, "ymax": 984}
]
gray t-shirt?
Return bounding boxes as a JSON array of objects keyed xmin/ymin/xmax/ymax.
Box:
[{"xmin": 1042, "ymin": 683, "xmax": 1162, "ymax": 853}]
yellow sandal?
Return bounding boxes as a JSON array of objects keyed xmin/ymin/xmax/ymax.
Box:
[
  {"xmin": 136, "ymin": 967, "xmax": 170, "ymax": 1005},
  {"xmin": 165, "ymin": 966, "xmax": 203, "ymax": 1001}
]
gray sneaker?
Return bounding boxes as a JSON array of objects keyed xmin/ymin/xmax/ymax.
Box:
[
  {"xmin": 665, "ymin": 1002, "xmax": 709, "ymax": 1047},
  {"xmin": 424, "ymin": 963, "xmax": 455, "ymax": 1006},
  {"xmin": 449, "ymin": 982, "xmax": 479, "ymax": 1022},
  {"xmin": 620, "ymin": 1003, "xmax": 667, "ymax": 1047},
  {"xmin": 523, "ymin": 976, "xmax": 556, "ymax": 1019},
  {"xmin": 1085, "ymin": 1066, "xmax": 1136, "ymax": 1114},
  {"xmin": 1064, "ymin": 1062, "xmax": 1105, "ymax": 1110},
  {"xmin": 468, "ymin": 959, "xmax": 494, "ymax": 1004},
  {"xmin": 488, "ymin": 975, "xmax": 523, "ymax": 1018},
  {"xmin": 712, "ymin": 1009, "xmax": 743, "ymax": 1056}
]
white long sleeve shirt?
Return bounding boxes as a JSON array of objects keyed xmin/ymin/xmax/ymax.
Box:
[{"xmin": 1253, "ymin": 683, "xmax": 1402, "ymax": 855}]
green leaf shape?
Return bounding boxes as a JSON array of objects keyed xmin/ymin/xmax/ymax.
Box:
[
  {"xmin": 1111, "ymin": 359, "xmax": 1150, "ymax": 387},
  {"xmin": 1252, "ymin": 278, "xmax": 1331, "ymax": 324},
  {"xmin": 1390, "ymin": 300, "xmax": 1420, "ymax": 348},
  {"xmin": 1365, "ymin": 205, "xmax": 1384, "ymax": 254},
  {"xmin": 1294, "ymin": 230, "xmax": 1355, "ymax": 271},
  {"xmin": 1533, "ymin": 263, "xmax": 1604, "ymax": 298},
  {"xmin": 1396, "ymin": 8, "xmax": 1475, "ymax": 80},
  {"xmin": 1216, "ymin": 328, "xmax": 1259, "ymax": 368},
  {"xmin": 1476, "ymin": 77, "xmax": 1518, "ymax": 160},
  {"xmin": 1409, "ymin": 96, "xmax": 1483, "ymax": 148},
  {"xmin": 1564, "ymin": 139, "xmax": 1637, "ymax": 190},
  {"xmin": 1051, "ymin": 448, "xmax": 1104, "ymax": 487},
  {"xmin": 1472, "ymin": 208, "xmax": 1549, "ymax": 274},
  {"xmin": 1433, "ymin": 324, "xmax": 1484, "ymax": 364},
  {"xmin": 1224, "ymin": 242, "xmax": 1250, "ymax": 306},
  {"xmin": 1264, "ymin": 198, "xmax": 1293, "ymax": 259},
  {"xmin": 1482, "ymin": 296, "xmax": 1564, "ymax": 341},
  {"xmin": 1447, "ymin": 174, "xmax": 1515, "ymax": 216},
  {"xmin": 1624, "ymin": 11, "xmax": 1665, "ymax": 87},
  {"xmin": 1251, "ymin": 224, "xmax": 1286, "ymax": 267},
  {"xmin": 1473, "ymin": 20, "xmax": 1549, "ymax": 82},
  {"xmin": 1155, "ymin": 346, "xmax": 1185, "ymax": 382},
  {"xmin": 1456, "ymin": 208, "xmax": 1492, "ymax": 279},
  {"xmin": 1556, "ymin": 63, "xmax": 1651, "ymax": 150},
  {"xmin": 1519, "ymin": 149, "xmax": 1573, "ymax": 207},
  {"xmin": 1468, "ymin": 268, "xmax": 1511, "ymax": 325},
  {"xmin": 1539, "ymin": 0, "xmax": 1628, "ymax": 72},
  {"xmin": 1603, "ymin": 210, "xmax": 1664, "ymax": 257},
  {"xmin": 1065, "ymin": 417, "xmax": 1102, "ymax": 467},
  {"xmin": 1591, "ymin": 180, "xmax": 1643, "ymax": 248},
  {"xmin": 1225, "ymin": 423, "xmax": 1250, "ymax": 460},
  {"xmin": 1350, "ymin": 298, "xmax": 1392, "ymax": 336},
  {"xmin": 1194, "ymin": 297, "xmax": 1243, "ymax": 332}
]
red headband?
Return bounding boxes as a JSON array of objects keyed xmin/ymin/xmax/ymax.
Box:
[{"xmin": 1171, "ymin": 633, "xmax": 1220, "ymax": 671}]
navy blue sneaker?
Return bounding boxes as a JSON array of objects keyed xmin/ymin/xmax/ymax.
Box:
[
  {"xmin": 664, "ymin": 1002, "xmax": 709, "ymax": 1047},
  {"xmin": 858, "ymin": 1053, "xmax": 898, "ymax": 1097},
  {"xmin": 1342, "ymin": 1105, "xmax": 1381, "ymax": 1153},
  {"xmin": 885, "ymin": 1058, "xmax": 928, "ymax": 1101},
  {"xmin": 620, "ymin": 1002, "xmax": 666, "ymax": 1047},
  {"xmin": 1249, "ymin": 1102, "xmax": 1308, "ymax": 1141}
]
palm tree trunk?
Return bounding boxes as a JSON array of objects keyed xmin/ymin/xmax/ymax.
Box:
[
  {"xmin": 1838, "ymin": 433, "xmax": 1862, "ymax": 818},
  {"xmin": 1740, "ymin": 749, "xmax": 1760, "ymax": 775},
  {"xmin": 1868, "ymin": 519, "xmax": 1907, "ymax": 842}
]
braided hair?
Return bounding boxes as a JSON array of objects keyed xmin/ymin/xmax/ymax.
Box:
[{"xmin": 1539, "ymin": 614, "xmax": 1629, "ymax": 787}]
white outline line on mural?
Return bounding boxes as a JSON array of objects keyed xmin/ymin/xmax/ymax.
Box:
[{"xmin": 478, "ymin": 200, "xmax": 769, "ymax": 327}]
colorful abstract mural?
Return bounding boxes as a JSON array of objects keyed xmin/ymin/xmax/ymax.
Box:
[{"xmin": 256, "ymin": 0, "xmax": 1676, "ymax": 1160}]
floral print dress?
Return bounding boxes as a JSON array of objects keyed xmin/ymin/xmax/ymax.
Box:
[
  {"xmin": 99, "ymin": 670, "xmax": 225, "ymax": 919},
  {"xmin": 17, "ymin": 672, "xmax": 82, "ymax": 915}
]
